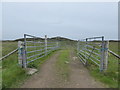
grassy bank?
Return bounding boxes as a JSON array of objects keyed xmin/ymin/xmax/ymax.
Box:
[
  {"xmin": 2, "ymin": 52, "xmax": 27, "ymax": 88},
  {"xmin": 2, "ymin": 41, "xmax": 59, "ymax": 88},
  {"xmin": 84, "ymin": 41, "xmax": 119, "ymax": 88},
  {"xmin": 56, "ymin": 49, "xmax": 70, "ymax": 80}
]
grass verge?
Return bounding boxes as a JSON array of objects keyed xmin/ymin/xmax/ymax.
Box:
[
  {"xmin": 56, "ymin": 49, "xmax": 70, "ymax": 81},
  {"xmin": 2, "ymin": 49, "xmax": 59, "ymax": 89},
  {"xmin": 76, "ymin": 41, "xmax": 119, "ymax": 88},
  {"xmin": 87, "ymin": 54, "xmax": 118, "ymax": 88},
  {"xmin": 2, "ymin": 52, "xmax": 27, "ymax": 89}
]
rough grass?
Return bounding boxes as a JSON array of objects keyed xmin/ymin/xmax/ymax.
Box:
[
  {"xmin": 2, "ymin": 52, "xmax": 27, "ymax": 88},
  {"xmin": 2, "ymin": 41, "xmax": 17, "ymax": 56},
  {"xmin": 56, "ymin": 49, "xmax": 70, "ymax": 81},
  {"xmin": 2, "ymin": 40, "xmax": 119, "ymax": 88},
  {"xmin": 109, "ymin": 42, "xmax": 118, "ymax": 54},
  {"xmin": 82, "ymin": 41, "xmax": 119, "ymax": 88},
  {"xmin": 2, "ymin": 41, "xmax": 26, "ymax": 88},
  {"xmin": 2, "ymin": 41, "xmax": 59, "ymax": 88},
  {"xmin": 2, "ymin": 41, "xmax": 27, "ymax": 88}
]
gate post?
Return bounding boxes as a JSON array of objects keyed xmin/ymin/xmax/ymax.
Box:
[
  {"xmin": 100, "ymin": 36, "xmax": 104, "ymax": 72},
  {"xmin": 103, "ymin": 41, "xmax": 109, "ymax": 71},
  {"xmin": 18, "ymin": 40, "xmax": 27, "ymax": 68},
  {"xmin": 45, "ymin": 35, "xmax": 47, "ymax": 56},
  {"xmin": 18, "ymin": 41, "xmax": 23, "ymax": 67}
]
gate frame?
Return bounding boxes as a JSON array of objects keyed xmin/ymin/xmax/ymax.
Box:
[
  {"xmin": 77, "ymin": 36, "xmax": 109, "ymax": 72},
  {"xmin": 18, "ymin": 34, "xmax": 59, "ymax": 68}
]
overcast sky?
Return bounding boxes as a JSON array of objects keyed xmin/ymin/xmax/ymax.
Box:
[{"xmin": 1, "ymin": 2, "xmax": 118, "ymax": 40}]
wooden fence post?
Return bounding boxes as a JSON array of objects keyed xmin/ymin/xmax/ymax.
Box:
[
  {"xmin": 18, "ymin": 41, "xmax": 23, "ymax": 67},
  {"xmin": 103, "ymin": 41, "xmax": 109, "ymax": 71},
  {"xmin": 45, "ymin": 35, "xmax": 47, "ymax": 55}
]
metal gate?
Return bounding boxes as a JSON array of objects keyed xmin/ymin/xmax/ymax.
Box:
[
  {"xmin": 77, "ymin": 36, "xmax": 109, "ymax": 72},
  {"xmin": 18, "ymin": 34, "xmax": 59, "ymax": 68}
]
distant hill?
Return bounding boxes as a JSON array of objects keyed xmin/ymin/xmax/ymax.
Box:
[
  {"xmin": 50, "ymin": 36, "xmax": 75, "ymax": 41},
  {"xmin": 2, "ymin": 37, "xmax": 119, "ymax": 42},
  {"xmin": 2, "ymin": 36, "xmax": 76, "ymax": 42},
  {"xmin": 14, "ymin": 37, "xmax": 44, "ymax": 41},
  {"xmin": 109, "ymin": 40, "xmax": 120, "ymax": 42}
]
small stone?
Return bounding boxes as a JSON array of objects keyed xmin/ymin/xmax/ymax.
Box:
[
  {"xmin": 26, "ymin": 68, "xmax": 38, "ymax": 75},
  {"xmin": 65, "ymin": 61, "xmax": 69, "ymax": 64},
  {"xmin": 73, "ymin": 57, "xmax": 78, "ymax": 60}
]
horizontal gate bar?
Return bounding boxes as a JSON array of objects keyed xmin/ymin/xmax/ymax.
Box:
[
  {"xmin": 27, "ymin": 47, "xmax": 57, "ymax": 59},
  {"xmin": 78, "ymin": 53, "xmax": 86, "ymax": 63},
  {"xmin": 86, "ymin": 36, "xmax": 104, "ymax": 40},
  {"xmin": 27, "ymin": 47, "xmax": 58, "ymax": 63},
  {"xmin": 26, "ymin": 41, "xmax": 45, "ymax": 43},
  {"xmin": 86, "ymin": 42, "xmax": 101, "ymax": 46},
  {"xmin": 24, "ymin": 34, "xmax": 42, "ymax": 39},
  {"xmin": 78, "ymin": 54, "xmax": 86, "ymax": 65},
  {"xmin": 27, "ymin": 48, "xmax": 45, "ymax": 54},
  {"xmin": 80, "ymin": 50, "xmax": 100, "ymax": 66},
  {"xmin": 47, "ymin": 45, "xmax": 56, "ymax": 47},
  {"xmin": 85, "ymin": 45, "xmax": 100, "ymax": 51},
  {"xmin": 84, "ymin": 48, "xmax": 101, "ymax": 57},
  {"xmin": 27, "ymin": 55, "xmax": 45, "ymax": 64},
  {"xmin": 27, "ymin": 46, "xmax": 45, "ymax": 48},
  {"xmin": 47, "ymin": 42, "xmax": 56, "ymax": 43},
  {"xmin": 27, "ymin": 51, "xmax": 45, "ymax": 59},
  {"xmin": 80, "ymin": 50, "xmax": 100, "ymax": 62}
]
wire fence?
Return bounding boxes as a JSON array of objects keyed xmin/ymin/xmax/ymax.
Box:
[
  {"xmin": 0, "ymin": 48, "xmax": 18, "ymax": 61},
  {"xmin": 18, "ymin": 34, "xmax": 59, "ymax": 68},
  {"xmin": 77, "ymin": 36, "xmax": 109, "ymax": 72},
  {"xmin": 108, "ymin": 49, "xmax": 120, "ymax": 59}
]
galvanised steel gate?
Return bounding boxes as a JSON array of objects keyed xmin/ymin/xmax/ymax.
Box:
[
  {"xmin": 77, "ymin": 36, "xmax": 109, "ymax": 72},
  {"xmin": 18, "ymin": 34, "xmax": 59, "ymax": 68}
]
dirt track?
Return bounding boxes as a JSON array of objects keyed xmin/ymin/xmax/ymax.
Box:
[{"xmin": 21, "ymin": 50, "xmax": 105, "ymax": 88}]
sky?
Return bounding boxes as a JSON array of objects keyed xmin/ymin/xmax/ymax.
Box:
[{"xmin": 1, "ymin": 2, "xmax": 118, "ymax": 40}]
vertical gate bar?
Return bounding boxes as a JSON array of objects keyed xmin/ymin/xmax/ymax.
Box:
[
  {"xmin": 23, "ymin": 34, "xmax": 27, "ymax": 68},
  {"xmin": 56, "ymin": 42, "xmax": 58, "ymax": 49},
  {"xmin": 100, "ymin": 36, "xmax": 104, "ymax": 72},
  {"xmin": 77, "ymin": 40, "xmax": 80, "ymax": 53},
  {"xmin": 39, "ymin": 37, "xmax": 41, "ymax": 55},
  {"xmin": 45, "ymin": 35, "xmax": 47, "ymax": 56},
  {"xmin": 85, "ymin": 38, "xmax": 88, "ymax": 65},
  {"xmin": 33, "ymin": 37, "xmax": 36, "ymax": 59}
]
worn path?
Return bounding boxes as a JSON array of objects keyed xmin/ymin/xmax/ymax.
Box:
[{"xmin": 21, "ymin": 50, "xmax": 105, "ymax": 88}]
